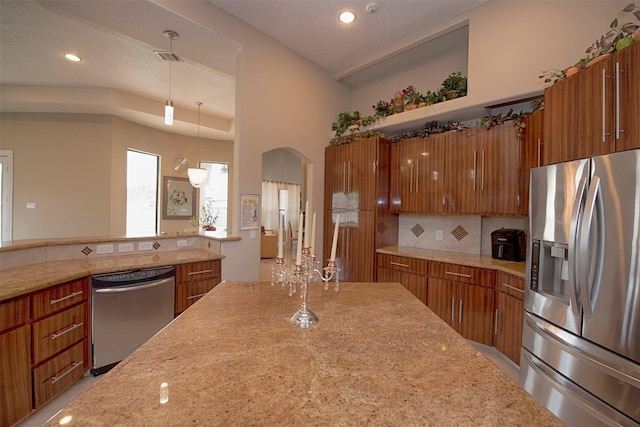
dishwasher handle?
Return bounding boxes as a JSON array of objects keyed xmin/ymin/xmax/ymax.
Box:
[{"xmin": 94, "ymin": 277, "xmax": 174, "ymax": 293}]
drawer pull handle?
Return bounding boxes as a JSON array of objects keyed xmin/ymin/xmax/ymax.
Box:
[
  {"xmin": 50, "ymin": 290, "xmax": 83, "ymax": 305},
  {"xmin": 445, "ymin": 271, "xmax": 471, "ymax": 278},
  {"xmin": 51, "ymin": 361, "xmax": 83, "ymax": 385},
  {"xmin": 51, "ymin": 322, "xmax": 84, "ymax": 340},
  {"xmin": 389, "ymin": 262, "xmax": 410, "ymax": 268},
  {"xmin": 188, "ymin": 269, "xmax": 214, "ymax": 276},
  {"xmin": 502, "ymin": 283, "xmax": 524, "ymax": 294},
  {"xmin": 187, "ymin": 292, "xmax": 208, "ymax": 300}
]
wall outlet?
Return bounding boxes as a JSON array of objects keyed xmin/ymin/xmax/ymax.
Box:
[
  {"xmin": 96, "ymin": 244, "xmax": 114, "ymax": 254},
  {"xmin": 118, "ymin": 242, "xmax": 134, "ymax": 253},
  {"xmin": 435, "ymin": 230, "xmax": 444, "ymax": 241},
  {"xmin": 176, "ymin": 239, "xmax": 188, "ymax": 247},
  {"xmin": 26, "ymin": 202, "xmax": 37, "ymax": 209},
  {"xmin": 250, "ymin": 230, "xmax": 256, "ymax": 239},
  {"xmin": 138, "ymin": 241, "xmax": 154, "ymax": 251}
]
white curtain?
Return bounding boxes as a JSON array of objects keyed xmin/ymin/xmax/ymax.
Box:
[{"xmin": 261, "ymin": 180, "xmax": 300, "ymax": 236}]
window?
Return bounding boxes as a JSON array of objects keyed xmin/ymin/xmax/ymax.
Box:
[
  {"xmin": 198, "ymin": 162, "xmax": 229, "ymax": 232},
  {"xmin": 126, "ymin": 150, "xmax": 159, "ymax": 236}
]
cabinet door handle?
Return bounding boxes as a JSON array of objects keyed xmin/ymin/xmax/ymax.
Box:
[
  {"xmin": 459, "ymin": 300, "xmax": 463, "ymax": 324},
  {"xmin": 445, "ymin": 271, "xmax": 471, "ymax": 278},
  {"xmin": 50, "ymin": 290, "xmax": 83, "ymax": 305},
  {"xmin": 187, "ymin": 269, "xmax": 214, "ymax": 276},
  {"xmin": 494, "ymin": 308, "xmax": 499, "ymax": 335},
  {"xmin": 537, "ymin": 138, "xmax": 541, "ymax": 168},
  {"xmin": 51, "ymin": 361, "xmax": 84, "ymax": 385},
  {"xmin": 343, "ymin": 162, "xmax": 347, "ymax": 193},
  {"xmin": 51, "ymin": 322, "xmax": 84, "ymax": 340},
  {"xmin": 502, "ymin": 283, "xmax": 524, "ymax": 294},
  {"xmin": 616, "ymin": 62, "xmax": 625, "ymax": 140},
  {"xmin": 347, "ymin": 161, "xmax": 352, "ymax": 193},
  {"xmin": 451, "ymin": 298, "xmax": 455, "ymax": 323},
  {"xmin": 187, "ymin": 292, "xmax": 208, "ymax": 300},
  {"xmin": 415, "ymin": 159, "xmax": 419, "ymax": 193},
  {"xmin": 473, "ymin": 150, "xmax": 477, "ymax": 191},
  {"xmin": 390, "ymin": 261, "xmax": 410, "ymax": 268},
  {"xmin": 602, "ymin": 68, "xmax": 612, "ymax": 142},
  {"xmin": 481, "ymin": 150, "xmax": 485, "ymax": 191}
]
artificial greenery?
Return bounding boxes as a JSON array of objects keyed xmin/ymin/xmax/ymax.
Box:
[
  {"xmin": 192, "ymin": 205, "xmax": 218, "ymax": 230},
  {"xmin": 540, "ymin": 3, "xmax": 639, "ymax": 84},
  {"xmin": 330, "ymin": 71, "xmax": 468, "ymax": 144}
]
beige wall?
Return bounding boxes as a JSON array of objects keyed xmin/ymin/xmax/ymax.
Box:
[{"xmin": 0, "ymin": 113, "xmax": 233, "ymax": 240}]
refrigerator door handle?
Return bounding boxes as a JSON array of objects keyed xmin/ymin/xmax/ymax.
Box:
[
  {"xmin": 578, "ymin": 175, "xmax": 605, "ymax": 318},
  {"xmin": 568, "ymin": 176, "xmax": 588, "ymax": 315}
]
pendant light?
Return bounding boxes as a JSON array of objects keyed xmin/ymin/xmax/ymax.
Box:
[
  {"xmin": 164, "ymin": 30, "xmax": 178, "ymax": 125},
  {"xmin": 188, "ymin": 102, "xmax": 208, "ymax": 188}
]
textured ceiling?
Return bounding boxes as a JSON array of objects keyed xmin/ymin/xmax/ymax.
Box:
[{"xmin": 0, "ymin": 0, "xmax": 489, "ymax": 138}]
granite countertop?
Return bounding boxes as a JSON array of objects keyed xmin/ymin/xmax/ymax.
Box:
[
  {"xmin": 0, "ymin": 249, "xmax": 222, "ymax": 302},
  {"xmin": 45, "ymin": 281, "xmax": 560, "ymax": 426},
  {"xmin": 378, "ymin": 246, "xmax": 526, "ymax": 278}
]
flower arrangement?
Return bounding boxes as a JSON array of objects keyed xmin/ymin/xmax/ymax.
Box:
[{"xmin": 192, "ymin": 205, "xmax": 218, "ymax": 231}]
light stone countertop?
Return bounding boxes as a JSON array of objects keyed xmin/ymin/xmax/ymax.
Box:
[
  {"xmin": 378, "ymin": 245, "xmax": 526, "ymax": 278},
  {"xmin": 44, "ymin": 281, "xmax": 561, "ymax": 426},
  {"xmin": 0, "ymin": 249, "xmax": 222, "ymax": 302}
]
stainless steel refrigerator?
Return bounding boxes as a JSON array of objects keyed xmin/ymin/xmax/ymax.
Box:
[{"xmin": 520, "ymin": 149, "xmax": 640, "ymax": 426}]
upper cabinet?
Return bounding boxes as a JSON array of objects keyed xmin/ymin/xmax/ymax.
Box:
[
  {"xmin": 390, "ymin": 122, "xmax": 522, "ymax": 216},
  {"xmin": 544, "ymin": 42, "xmax": 640, "ymax": 164}
]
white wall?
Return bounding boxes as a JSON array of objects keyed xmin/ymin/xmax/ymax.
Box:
[{"xmin": 351, "ymin": 1, "xmax": 629, "ymax": 121}]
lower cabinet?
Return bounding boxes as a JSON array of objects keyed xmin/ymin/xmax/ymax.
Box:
[
  {"xmin": 494, "ymin": 272, "xmax": 525, "ymax": 365},
  {"xmin": 377, "ymin": 254, "xmax": 428, "ymax": 305},
  {"xmin": 0, "ymin": 315, "xmax": 31, "ymax": 427},
  {"xmin": 175, "ymin": 260, "xmax": 222, "ymax": 316},
  {"xmin": 427, "ymin": 262, "xmax": 496, "ymax": 346}
]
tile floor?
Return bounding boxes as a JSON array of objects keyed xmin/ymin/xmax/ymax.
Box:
[{"xmin": 19, "ymin": 261, "xmax": 519, "ymax": 426}]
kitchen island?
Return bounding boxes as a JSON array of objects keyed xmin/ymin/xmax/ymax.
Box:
[{"xmin": 44, "ymin": 281, "xmax": 560, "ymax": 426}]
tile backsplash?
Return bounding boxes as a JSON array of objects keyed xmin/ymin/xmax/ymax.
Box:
[{"xmin": 398, "ymin": 214, "xmax": 527, "ymax": 256}]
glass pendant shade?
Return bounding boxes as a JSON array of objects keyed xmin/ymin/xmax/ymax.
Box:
[
  {"xmin": 188, "ymin": 168, "xmax": 207, "ymax": 188},
  {"xmin": 165, "ymin": 101, "xmax": 174, "ymax": 125}
]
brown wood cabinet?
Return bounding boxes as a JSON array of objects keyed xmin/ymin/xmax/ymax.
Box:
[
  {"xmin": 0, "ymin": 297, "xmax": 31, "ymax": 427},
  {"xmin": 427, "ymin": 262, "xmax": 495, "ymax": 346},
  {"xmin": 377, "ymin": 254, "xmax": 428, "ymax": 305},
  {"xmin": 394, "ymin": 135, "xmax": 445, "ymax": 213},
  {"xmin": 30, "ymin": 278, "xmax": 90, "ymax": 410},
  {"xmin": 544, "ymin": 42, "xmax": 640, "ymax": 164},
  {"xmin": 174, "ymin": 260, "xmax": 222, "ymax": 316},
  {"xmin": 324, "ymin": 137, "xmax": 398, "ymax": 282},
  {"xmin": 494, "ymin": 272, "xmax": 525, "ymax": 365},
  {"xmin": 520, "ymin": 109, "xmax": 544, "ymax": 216},
  {"xmin": 442, "ymin": 125, "xmax": 521, "ymax": 215}
]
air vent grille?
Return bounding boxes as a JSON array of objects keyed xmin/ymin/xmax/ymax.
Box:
[{"xmin": 153, "ymin": 50, "xmax": 182, "ymax": 62}]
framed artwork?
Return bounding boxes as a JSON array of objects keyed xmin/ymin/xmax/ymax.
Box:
[
  {"xmin": 240, "ymin": 193, "xmax": 260, "ymax": 230},
  {"xmin": 162, "ymin": 176, "xmax": 196, "ymax": 219}
]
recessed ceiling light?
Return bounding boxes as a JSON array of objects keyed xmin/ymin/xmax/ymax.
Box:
[
  {"xmin": 64, "ymin": 53, "xmax": 82, "ymax": 62},
  {"xmin": 339, "ymin": 11, "xmax": 355, "ymax": 23}
]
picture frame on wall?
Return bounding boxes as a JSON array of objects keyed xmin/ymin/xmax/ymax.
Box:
[
  {"xmin": 240, "ymin": 193, "xmax": 260, "ymax": 230},
  {"xmin": 163, "ymin": 176, "xmax": 196, "ymax": 219}
]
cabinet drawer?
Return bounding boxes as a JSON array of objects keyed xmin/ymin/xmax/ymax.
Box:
[
  {"xmin": 32, "ymin": 303, "xmax": 87, "ymax": 364},
  {"xmin": 0, "ymin": 296, "xmax": 30, "ymax": 332},
  {"xmin": 377, "ymin": 254, "xmax": 427, "ymax": 275},
  {"xmin": 429, "ymin": 262, "xmax": 495, "ymax": 288},
  {"xmin": 33, "ymin": 340, "xmax": 86, "ymax": 408},
  {"xmin": 32, "ymin": 277, "xmax": 88, "ymax": 320},
  {"xmin": 175, "ymin": 279, "xmax": 219, "ymax": 315},
  {"xmin": 176, "ymin": 260, "xmax": 221, "ymax": 283},
  {"xmin": 497, "ymin": 272, "xmax": 525, "ymax": 300}
]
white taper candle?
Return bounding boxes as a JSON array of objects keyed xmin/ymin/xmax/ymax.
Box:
[
  {"xmin": 310, "ymin": 212, "xmax": 316, "ymax": 256},
  {"xmin": 330, "ymin": 214, "xmax": 340, "ymax": 261},
  {"xmin": 296, "ymin": 213, "xmax": 304, "ymax": 265}
]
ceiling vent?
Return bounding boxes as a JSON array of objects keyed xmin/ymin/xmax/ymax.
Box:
[{"xmin": 153, "ymin": 50, "xmax": 182, "ymax": 62}]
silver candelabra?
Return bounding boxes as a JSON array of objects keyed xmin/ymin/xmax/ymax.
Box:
[{"xmin": 271, "ymin": 246, "xmax": 340, "ymax": 328}]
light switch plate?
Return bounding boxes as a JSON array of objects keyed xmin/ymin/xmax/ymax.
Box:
[
  {"xmin": 177, "ymin": 239, "xmax": 188, "ymax": 247},
  {"xmin": 138, "ymin": 241, "xmax": 154, "ymax": 251},
  {"xmin": 96, "ymin": 244, "xmax": 114, "ymax": 254},
  {"xmin": 118, "ymin": 242, "xmax": 134, "ymax": 253},
  {"xmin": 436, "ymin": 230, "xmax": 443, "ymax": 241}
]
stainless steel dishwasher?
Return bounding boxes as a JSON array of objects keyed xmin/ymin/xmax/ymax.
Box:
[{"xmin": 91, "ymin": 266, "xmax": 175, "ymax": 375}]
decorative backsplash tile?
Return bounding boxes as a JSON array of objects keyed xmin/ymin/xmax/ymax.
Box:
[
  {"xmin": 398, "ymin": 214, "xmax": 481, "ymax": 254},
  {"xmin": 411, "ymin": 223, "xmax": 425, "ymax": 238},
  {"xmin": 153, "ymin": 242, "xmax": 161, "ymax": 250},
  {"xmin": 81, "ymin": 247, "xmax": 93, "ymax": 256},
  {"xmin": 451, "ymin": 225, "xmax": 468, "ymax": 241}
]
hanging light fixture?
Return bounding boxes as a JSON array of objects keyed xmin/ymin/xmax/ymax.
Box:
[
  {"xmin": 164, "ymin": 30, "xmax": 178, "ymax": 125},
  {"xmin": 188, "ymin": 102, "xmax": 208, "ymax": 188}
]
